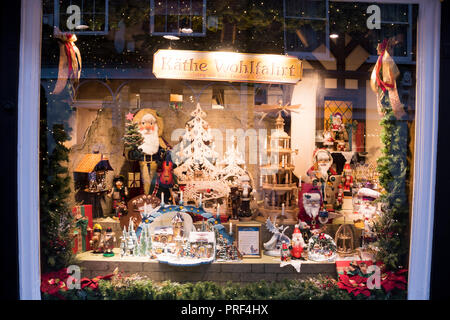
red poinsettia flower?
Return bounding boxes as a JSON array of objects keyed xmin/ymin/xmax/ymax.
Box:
[
  {"xmin": 41, "ymin": 268, "xmax": 70, "ymax": 299},
  {"xmin": 381, "ymin": 269, "xmax": 407, "ymax": 292},
  {"xmin": 337, "ymin": 273, "xmax": 371, "ymax": 297}
]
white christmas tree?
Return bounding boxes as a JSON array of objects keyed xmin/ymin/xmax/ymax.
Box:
[
  {"xmin": 218, "ymin": 137, "xmax": 248, "ymax": 186},
  {"xmin": 174, "ymin": 103, "xmax": 219, "ymax": 182}
]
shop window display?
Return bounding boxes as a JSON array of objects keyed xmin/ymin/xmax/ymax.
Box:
[{"xmin": 39, "ymin": 0, "xmax": 418, "ymax": 298}]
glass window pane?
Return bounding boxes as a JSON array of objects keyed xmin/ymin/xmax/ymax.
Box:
[{"xmin": 37, "ymin": 0, "xmax": 419, "ymax": 298}]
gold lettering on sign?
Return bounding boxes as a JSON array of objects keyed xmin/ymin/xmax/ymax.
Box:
[{"xmin": 153, "ymin": 50, "xmax": 302, "ymax": 84}]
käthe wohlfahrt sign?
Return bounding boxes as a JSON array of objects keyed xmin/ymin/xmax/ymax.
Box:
[{"xmin": 152, "ymin": 50, "xmax": 302, "ymax": 84}]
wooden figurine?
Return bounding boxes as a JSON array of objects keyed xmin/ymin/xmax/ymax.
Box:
[
  {"xmin": 101, "ymin": 227, "xmax": 116, "ymax": 257},
  {"xmin": 90, "ymin": 224, "xmax": 103, "ymax": 253}
]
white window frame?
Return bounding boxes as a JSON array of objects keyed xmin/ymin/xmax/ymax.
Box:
[
  {"xmin": 285, "ymin": 1, "xmax": 414, "ymax": 63},
  {"xmin": 52, "ymin": 0, "xmax": 109, "ymax": 36},
  {"xmin": 150, "ymin": 0, "xmax": 207, "ymax": 37},
  {"xmin": 17, "ymin": 0, "xmax": 440, "ymax": 299},
  {"xmin": 284, "ymin": 0, "xmax": 331, "ymax": 60}
]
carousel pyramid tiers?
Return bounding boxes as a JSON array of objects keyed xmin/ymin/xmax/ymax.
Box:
[
  {"xmin": 266, "ymin": 148, "xmax": 293, "ymax": 153},
  {"xmin": 260, "ymin": 164, "xmax": 295, "ymax": 171},
  {"xmin": 261, "ymin": 183, "xmax": 298, "ymax": 191},
  {"xmin": 271, "ymin": 130, "xmax": 289, "ymax": 138}
]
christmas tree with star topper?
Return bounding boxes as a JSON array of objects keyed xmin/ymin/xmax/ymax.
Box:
[{"xmin": 123, "ymin": 112, "xmax": 144, "ymax": 159}]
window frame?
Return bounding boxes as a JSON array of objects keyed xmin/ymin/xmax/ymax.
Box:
[
  {"xmin": 50, "ymin": 0, "xmax": 110, "ymax": 36},
  {"xmin": 150, "ymin": 0, "xmax": 207, "ymax": 37},
  {"xmin": 17, "ymin": 0, "xmax": 441, "ymax": 300}
]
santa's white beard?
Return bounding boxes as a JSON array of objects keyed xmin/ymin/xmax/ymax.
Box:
[
  {"xmin": 304, "ymin": 204, "xmax": 320, "ymax": 219},
  {"xmin": 359, "ymin": 205, "xmax": 377, "ymax": 218},
  {"xmin": 140, "ymin": 129, "xmax": 160, "ymax": 155},
  {"xmin": 318, "ymin": 164, "xmax": 330, "ymax": 180},
  {"xmin": 292, "ymin": 234, "xmax": 305, "ymax": 247}
]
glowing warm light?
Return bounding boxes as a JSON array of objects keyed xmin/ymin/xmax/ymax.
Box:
[{"xmin": 163, "ymin": 35, "xmax": 180, "ymax": 40}]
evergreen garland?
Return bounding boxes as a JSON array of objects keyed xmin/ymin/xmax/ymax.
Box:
[
  {"xmin": 42, "ymin": 276, "xmax": 406, "ymax": 300},
  {"xmin": 374, "ymin": 85, "xmax": 410, "ymax": 270}
]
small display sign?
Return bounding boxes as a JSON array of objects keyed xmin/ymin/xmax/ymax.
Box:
[{"xmin": 236, "ymin": 223, "xmax": 262, "ymax": 258}]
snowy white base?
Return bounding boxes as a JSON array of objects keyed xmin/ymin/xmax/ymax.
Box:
[
  {"xmin": 264, "ymin": 249, "xmax": 281, "ymax": 257},
  {"xmin": 157, "ymin": 254, "xmax": 214, "ymax": 267},
  {"xmin": 307, "ymin": 252, "xmax": 337, "ymax": 263},
  {"xmin": 280, "ymin": 260, "xmax": 302, "ymax": 273}
]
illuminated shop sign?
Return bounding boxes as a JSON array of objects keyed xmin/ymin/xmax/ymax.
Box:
[{"xmin": 153, "ymin": 50, "xmax": 303, "ymax": 84}]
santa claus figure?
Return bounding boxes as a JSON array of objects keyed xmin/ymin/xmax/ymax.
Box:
[
  {"xmin": 322, "ymin": 129, "xmax": 335, "ymax": 151},
  {"xmin": 357, "ymin": 187, "xmax": 381, "ymax": 246},
  {"xmin": 306, "ymin": 149, "xmax": 338, "ymax": 208},
  {"xmin": 290, "ymin": 224, "xmax": 306, "ymax": 260},
  {"xmin": 342, "ymin": 163, "xmax": 353, "ymax": 195},
  {"xmin": 132, "ymin": 109, "xmax": 167, "ymax": 195},
  {"xmin": 331, "ymin": 112, "xmax": 348, "ymax": 141},
  {"xmin": 298, "ymin": 183, "xmax": 322, "ymax": 230}
]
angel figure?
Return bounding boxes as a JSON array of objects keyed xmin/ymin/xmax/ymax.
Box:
[{"xmin": 263, "ymin": 217, "xmax": 291, "ymax": 256}]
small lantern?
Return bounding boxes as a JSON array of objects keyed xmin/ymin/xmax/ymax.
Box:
[{"xmin": 334, "ymin": 223, "xmax": 354, "ymax": 256}]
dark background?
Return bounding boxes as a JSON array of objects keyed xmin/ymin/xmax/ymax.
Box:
[
  {"xmin": 0, "ymin": 1, "xmax": 20, "ymax": 300},
  {"xmin": 430, "ymin": 0, "xmax": 450, "ymax": 300},
  {"xmin": 0, "ymin": 0, "xmax": 448, "ymax": 300}
]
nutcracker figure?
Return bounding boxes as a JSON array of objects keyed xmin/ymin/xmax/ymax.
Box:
[
  {"xmin": 342, "ymin": 163, "xmax": 353, "ymax": 195},
  {"xmin": 335, "ymin": 183, "xmax": 344, "ymax": 208},
  {"xmin": 101, "ymin": 227, "xmax": 116, "ymax": 257},
  {"xmin": 90, "ymin": 224, "xmax": 103, "ymax": 254},
  {"xmin": 107, "ymin": 176, "xmax": 128, "ymax": 219},
  {"xmin": 238, "ymin": 175, "xmax": 253, "ymax": 220},
  {"xmin": 230, "ymin": 186, "xmax": 240, "ymax": 220}
]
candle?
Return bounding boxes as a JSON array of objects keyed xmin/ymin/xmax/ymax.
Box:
[
  {"xmin": 229, "ymin": 221, "xmax": 233, "ymax": 235},
  {"xmin": 217, "ymin": 203, "xmax": 220, "ymax": 218},
  {"xmin": 180, "ymin": 191, "xmax": 183, "ymax": 204},
  {"xmin": 161, "ymin": 192, "xmax": 164, "ymax": 205},
  {"xmin": 199, "ymin": 193, "xmax": 202, "ymax": 207},
  {"xmin": 282, "ymin": 203, "xmax": 285, "ymax": 216}
]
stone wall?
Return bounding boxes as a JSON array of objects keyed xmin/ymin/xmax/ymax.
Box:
[{"xmin": 79, "ymin": 258, "xmax": 337, "ymax": 285}]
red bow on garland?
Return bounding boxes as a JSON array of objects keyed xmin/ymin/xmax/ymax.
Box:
[
  {"xmin": 80, "ymin": 273, "xmax": 116, "ymax": 291},
  {"xmin": 52, "ymin": 27, "xmax": 82, "ymax": 95},
  {"xmin": 370, "ymin": 38, "xmax": 406, "ymax": 120},
  {"xmin": 374, "ymin": 40, "xmax": 395, "ymax": 93}
]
